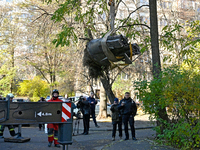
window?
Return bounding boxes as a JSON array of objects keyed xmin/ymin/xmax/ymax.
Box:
[
  {"xmin": 147, "ymin": 72, "xmax": 152, "ymax": 81},
  {"xmin": 130, "ymin": 12, "xmax": 135, "ymax": 19},
  {"xmin": 160, "ymin": 19, "xmax": 167, "ymax": 26},
  {"xmin": 121, "ymin": 73, "xmax": 129, "ymax": 80},
  {"xmin": 140, "ymin": 16, "xmax": 149, "ymax": 24},
  {"xmin": 197, "ymin": 5, "xmax": 200, "ymax": 12},
  {"xmin": 140, "ymin": 16, "xmax": 144, "ymax": 22},
  {"xmin": 140, "ymin": 0, "xmax": 149, "ymax": 5},
  {"xmin": 168, "ymin": 2, "xmax": 172, "ymax": 9},
  {"xmin": 98, "ymin": 12, "xmax": 106, "ymax": 21},
  {"xmin": 119, "ymin": 10, "xmax": 124, "ymax": 18},
  {"xmin": 163, "ymin": 2, "xmax": 166, "ymax": 9},
  {"xmin": 160, "ymin": 1, "xmax": 172, "ymax": 9},
  {"xmin": 181, "ymin": 0, "xmax": 194, "ymax": 9}
]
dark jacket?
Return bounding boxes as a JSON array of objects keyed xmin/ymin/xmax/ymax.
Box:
[
  {"xmin": 77, "ymin": 100, "xmax": 90, "ymax": 115},
  {"xmin": 118, "ymin": 97, "xmax": 137, "ymax": 116},
  {"xmin": 87, "ymin": 97, "xmax": 97, "ymax": 111},
  {"xmin": 110, "ymin": 104, "xmax": 122, "ymax": 122}
]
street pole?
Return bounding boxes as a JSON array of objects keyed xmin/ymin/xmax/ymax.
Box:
[
  {"xmin": 62, "ymin": 145, "xmax": 68, "ymax": 150},
  {"xmin": 110, "ymin": 0, "xmax": 115, "ymax": 31}
]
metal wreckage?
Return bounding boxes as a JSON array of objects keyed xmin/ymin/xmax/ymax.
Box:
[{"xmin": 83, "ymin": 30, "xmax": 141, "ymax": 78}]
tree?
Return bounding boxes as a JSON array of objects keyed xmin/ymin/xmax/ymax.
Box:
[
  {"xmin": 0, "ymin": 3, "xmax": 25, "ymax": 94},
  {"xmin": 136, "ymin": 0, "xmax": 199, "ymax": 137},
  {"xmin": 160, "ymin": 21, "xmax": 200, "ymax": 67},
  {"xmin": 135, "ymin": 65, "xmax": 200, "ymax": 149},
  {"xmin": 18, "ymin": 76, "xmax": 50, "ymax": 101},
  {"xmin": 41, "ymin": 0, "xmax": 151, "ymax": 118},
  {"xmin": 18, "ymin": 0, "xmax": 79, "ymax": 94},
  {"xmin": 149, "ymin": 0, "xmax": 169, "ymax": 130}
]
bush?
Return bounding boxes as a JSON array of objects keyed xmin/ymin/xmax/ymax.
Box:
[
  {"xmin": 134, "ymin": 66, "xmax": 200, "ymax": 149},
  {"xmin": 17, "ymin": 76, "xmax": 50, "ymax": 101}
]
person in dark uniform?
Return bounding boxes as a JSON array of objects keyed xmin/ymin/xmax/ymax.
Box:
[
  {"xmin": 118, "ymin": 92, "xmax": 137, "ymax": 141},
  {"xmin": 0, "ymin": 93, "xmax": 17, "ymax": 138},
  {"xmin": 77, "ymin": 96, "xmax": 90, "ymax": 135},
  {"xmin": 87, "ymin": 92, "xmax": 99, "ymax": 128},
  {"xmin": 110, "ymin": 98, "xmax": 122, "ymax": 141}
]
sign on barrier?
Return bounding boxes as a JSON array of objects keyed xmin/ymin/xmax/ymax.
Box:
[
  {"xmin": 0, "ymin": 101, "xmax": 73, "ymax": 125},
  {"xmin": 0, "ymin": 96, "xmax": 73, "ymax": 145}
]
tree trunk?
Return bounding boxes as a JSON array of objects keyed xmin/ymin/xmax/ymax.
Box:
[
  {"xmin": 100, "ymin": 74, "xmax": 115, "ymax": 104},
  {"xmin": 110, "ymin": 0, "xmax": 115, "ymax": 31},
  {"xmin": 97, "ymin": 85, "xmax": 107, "ymax": 119},
  {"xmin": 149, "ymin": 0, "xmax": 161, "ymax": 77},
  {"xmin": 97, "ymin": 73, "xmax": 116, "ymax": 119},
  {"xmin": 10, "ymin": 46, "xmax": 15, "ymax": 93},
  {"xmin": 149, "ymin": 0, "xmax": 169, "ymax": 131}
]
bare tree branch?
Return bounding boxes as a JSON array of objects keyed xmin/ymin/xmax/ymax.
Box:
[
  {"xmin": 79, "ymin": 37, "xmax": 91, "ymax": 41},
  {"xmin": 117, "ymin": 23, "xmax": 150, "ymax": 30},
  {"xmin": 121, "ymin": 0, "xmax": 130, "ymax": 13},
  {"xmin": 25, "ymin": 57, "xmax": 50, "ymax": 84},
  {"xmin": 111, "ymin": 53, "xmax": 142, "ymax": 85},
  {"xmin": 116, "ymin": 0, "xmax": 123, "ymax": 11},
  {"xmin": 121, "ymin": 5, "xmax": 149, "ymax": 27}
]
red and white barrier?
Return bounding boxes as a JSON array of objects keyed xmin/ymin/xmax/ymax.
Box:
[{"xmin": 62, "ymin": 103, "xmax": 71, "ymax": 122}]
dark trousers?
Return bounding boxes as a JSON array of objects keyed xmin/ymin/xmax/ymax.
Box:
[
  {"xmin": 39, "ymin": 124, "xmax": 44, "ymax": 130},
  {"xmin": 90, "ymin": 109, "xmax": 97, "ymax": 126},
  {"xmin": 112, "ymin": 121, "xmax": 122, "ymax": 137},
  {"xmin": 122, "ymin": 115, "xmax": 135, "ymax": 139},
  {"xmin": 83, "ymin": 114, "xmax": 90, "ymax": 133},
  {"xmin": 0, "ymin": 125, "xmax": 16, "ymax": 137}
]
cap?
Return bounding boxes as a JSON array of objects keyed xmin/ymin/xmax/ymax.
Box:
[
  {"xmin": 52, "ymin": 89, "xmax": 59, "ymax": 95},
  {"xmin": 114, "ymin": 98, "xmax": 119, "ymax": 102}
]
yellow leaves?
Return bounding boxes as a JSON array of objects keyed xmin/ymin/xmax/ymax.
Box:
[{"xmin": 17, "ymin": 76, "xmax": 50, "ymax": 101}]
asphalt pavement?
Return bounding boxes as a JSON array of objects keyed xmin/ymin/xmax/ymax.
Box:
[{"xmin": 0, "ymin": 115, "xmax": 177, "ymax": 150}]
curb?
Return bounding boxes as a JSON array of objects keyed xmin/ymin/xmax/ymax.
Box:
[{"xmin": 73, "ymin": 126, "xmax": 155, "ymax": 132}]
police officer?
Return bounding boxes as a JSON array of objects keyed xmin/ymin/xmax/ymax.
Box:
[
  {"xmin": 110, "ymin": 98, "xmax": 122, "ymax": 141},
  {"xmin": 118, "ymin": 92, "xmax": 137, "ymax": 141},
  {"xmin": 77, "ymin": 96, "xmax": 90, "ymax": 135},
  {"xmin": 47, "ymin": 89, "xmax": 63, "ymax": 148},
  {"xmin": 87, "ymin": 92, "xmax": 100, "ymax": 128},
  {"xmin": 0, "ymin": 93, "xmax": 17, "ymax": 138}
]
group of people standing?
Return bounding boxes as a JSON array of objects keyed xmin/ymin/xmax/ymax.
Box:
[
  {"xmin": 46, "ymin": 90, "xmax": 137, "ymax": 148},
  {"xmin": 76, "ymin": 91, "xmax": 138, "ymax": 142},
  {"xmin": 0, "ymin": 90, "xmax": 137, "ymax": 148},
  {"xmin": 111, "ymin": 92, "xmax": 137, "ymax": 141}
]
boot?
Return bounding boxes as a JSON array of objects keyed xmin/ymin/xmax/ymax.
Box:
[
  {"xmin": 124, "ymin": 137, "xmax": 129, "ymax": 140},
  {"xmin": 112, "ymin": 137, "xmax": 115, "ymax": 141},
  {"xmin": 84, "ymin": 132, "xmax": 88, "ymax": 135},
  {"xmin": 54, "ymin": 144, "xmax": 61, "ymax": 148},
  {"xmin": 132, "ymin": 137, "xmax": 137, "ymax": 141},
  {"xmin": 95, "ymin": 125, "xmax": 100, "ymax": 128},
  {"xmin": 48, "ymin": 142, "xmax": 52, "ymax": 147}
]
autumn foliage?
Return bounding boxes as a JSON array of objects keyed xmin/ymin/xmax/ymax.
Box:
[{"xmin": 135, "ymin": 66, "xmax": 200, "ymax": 149}]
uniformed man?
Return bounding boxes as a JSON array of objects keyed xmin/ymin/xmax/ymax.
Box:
[
  {"xmin": 0, "ymin": 93, "xmax": 18, "ymax": 138},
  {"xmin": 47, "ymin": 89, "xmax": 63, "ymax": 148}
]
